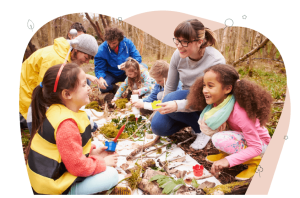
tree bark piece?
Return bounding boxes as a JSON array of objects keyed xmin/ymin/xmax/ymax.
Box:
[{"xmin": 100, "ymin": 14, "xmax": 108, "ymax": 29}]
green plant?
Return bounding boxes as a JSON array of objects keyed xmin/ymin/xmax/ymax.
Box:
[{"xmin": 149, "ymin": 175, "xmax": 186, "ymax": 194}]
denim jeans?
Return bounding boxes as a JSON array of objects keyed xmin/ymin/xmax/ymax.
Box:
[
  {"xmin": 100, "ymin": 63, "xmax": 148, "ymax": 93},
  {"xmin": 151, "ymin": 90, "xmax": 202, "ymax": 136}
]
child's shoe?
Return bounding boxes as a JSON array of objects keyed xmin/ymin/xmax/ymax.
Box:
[
  {"xmin": 206, "ymin": 151, "xmax": 228, "ymax": 163},
  {"xmin": 235, "ymin": 156, "xmax": 262, "ymax": 181},
  {"xmin": 190, "ymin": 132, "xmax": 211, "ymax": 150}
]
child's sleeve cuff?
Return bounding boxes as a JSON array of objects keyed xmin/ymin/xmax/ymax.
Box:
[{"xmin": 144, "ymin": 102, "xmax": 153, "ymax": 110}]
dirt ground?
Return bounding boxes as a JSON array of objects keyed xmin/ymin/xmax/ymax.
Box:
[{"xmin": 167, "ymin": 127, "xmax": 249, "ymax": 185}]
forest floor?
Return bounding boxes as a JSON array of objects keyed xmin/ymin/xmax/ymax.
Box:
[{"xmin": 20, "ymin": 57, "xmax": 286, "ymax": 194}]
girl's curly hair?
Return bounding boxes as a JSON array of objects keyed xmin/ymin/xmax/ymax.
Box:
[
  {"xmin": 124, "ymin": 58, "xmax": 141, "ymax": 90},
  {"xmin": 186, "ymin": 64, "xmax": 273, "ymax": 127}
]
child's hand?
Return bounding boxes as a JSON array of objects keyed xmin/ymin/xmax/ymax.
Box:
[
  {"xmin": 132, "ymin": 90, "xmax": 139, "ymax": 95},
  {"xmin": 132, "ymin": 100, "xmax": 144, "ymax": 109},
  {"xmin": 111, "ymin": 97, "xmax": 118, "ymax": 103},
  {"xmin": 210, "ymin": 158, "xmax": 230, "ymax": 177},
  {"xmin": 90, "ymin": 146, "xmax": 115, "ymax": 159},
  {"xmin": 104, "ymin": 153, "xmax": 119, "ymax": 167},
  {"xmin": 99, "ymin": 77, "xmax": 108, "ymax": 89}
]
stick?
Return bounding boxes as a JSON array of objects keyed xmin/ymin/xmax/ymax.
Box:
[
  {"xmin": 155, "ymin": 150, "xmax": 167, "ymax": 159},
  {"xmin": 161, "ymin": 78, "xmax": 166, "ymax": 100},
  {"xmin": 126, "ymin": 135, "xmax": 160, "ymax": 161},
  {"xmin": 177, "ymin": 136, "xmax": 195, "ymax": 146},
  {"xmin": 193, "ymin": 174, "xmax": 213, "ymax": 180},
  {"xmin": 132, "ymin": 143, "xmax": 170, "ymax": 160}
]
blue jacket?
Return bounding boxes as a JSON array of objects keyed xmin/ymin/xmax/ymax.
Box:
[
  {"xmin": 143, "ymin": 81, "xmax": 183, "ymax": 103},
  {"xmin": 94, "ymin": 37, "xmax": 142, "ymax": 79}
]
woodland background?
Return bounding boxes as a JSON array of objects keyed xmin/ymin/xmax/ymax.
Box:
[{"xmin": 22, "ymin": 12, "xmax": 286, "ymax": 143}]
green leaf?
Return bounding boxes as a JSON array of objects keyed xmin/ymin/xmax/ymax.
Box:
[
  {"xmin": 149, "ymin": 174, "xmax": 167, "ymax": 182},
  {"xmin": 191, "ymin": 178, "xmax": 199, "ymax": 188},
  {"xmin": 162, "ymin": 182, "xmax": 177, "ymax": 194}
]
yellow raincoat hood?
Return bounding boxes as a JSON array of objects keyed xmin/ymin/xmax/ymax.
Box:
[{"xmin": 19, "ymin": 37, "xmax": 71, "ymax": 119}]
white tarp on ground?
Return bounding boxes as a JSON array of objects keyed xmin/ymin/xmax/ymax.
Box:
[{"xmin": 82, "ymin": 107, "xmax": 221, "ymax": 194}]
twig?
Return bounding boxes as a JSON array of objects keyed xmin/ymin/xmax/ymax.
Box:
[
  {"xmin": 155, "ymin": 150, "xmax": 167, "ymax": 159},
  {"xmin": 193, "ymin": 174, "xmax": 213, "ymax": 180},
  {"xmin": 169, "ymin": 163, "xmax": 184, "ymax": 170},
  {"xmin": 177, "ymin": 136, "xmax": 196, "ymax": 146},
  {"xmin": 161, "ymin": 78, "xmax": 166, "ymax": 100},
  {"xmin": 273, "ymin": 101, "xmax": 284, "ymax": 104},
  {"xmin": 126, "ymin": 120, "xmax": 147, "ymax": 140},
  {"xmin": 132, "ymin": 143, "xmax": 170, "ymax": 160}
]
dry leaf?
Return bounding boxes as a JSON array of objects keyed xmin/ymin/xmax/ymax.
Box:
[
  {"xmin": 146, "ymin": 134, "xmax": 153, "ymax": 139},
  {"xmin": 120, "ymin": 163, "xmax": 130, "ymax": 170},
  {"xmin": 198, "ymin": 181, "xmax": 216, "ymax": 189},
  {"xmin": 184, "ymin": 177, "xmax": 192, "ymax": 185}
]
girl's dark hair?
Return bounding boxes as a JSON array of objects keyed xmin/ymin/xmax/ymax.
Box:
[
  {"xmin": 104, "ymin": 27, "xmax": 124, "ymax": 42},
  {"xmin": 174, "ymin": 19, "xmax": 217, "ymax": 49},
  {"xmin": 25, "ymin": 63, "xmax": 82, "ymax": 160},
  {"xmin": 186, "ymin": 64, "xmax": 273, "ymax": 127},
  {"xmin": 66, "ymin": 22, "xmax": 87, "ymax": 39},
  {"xmin": 124, "ymin": 58, "xmax": 141, "ymax": 90}
]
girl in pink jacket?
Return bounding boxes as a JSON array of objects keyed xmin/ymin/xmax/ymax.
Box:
[{"xmin": 186, "ymin": 64, "xmax": 273, "ymax": 180}]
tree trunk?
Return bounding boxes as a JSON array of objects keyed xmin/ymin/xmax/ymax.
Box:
[
  {"xmin": 234, "ymin": 27, "xmax": 243, "ymax": 63},
  {"xmin": 232, "ymin": 38, "xmax": 269, "ymax": 66},
  {"xmin": 220, "ymin": 27, "xmax": 229, "ymax": 56},
  {"xmin": 47, "ymin": 21, "xmax": 53, "ymax": 46},
  {"xmin": 100, "ymin": 14, "xmax": 108, "ymax": 29},
  {"xmin": 105, "ymin": 15, "xmax": 111, "ymax": 27},
  {"xmin": 138, "ymin": 29, "xmax": 144, "ymax": 55},
  {"xmin": 85, "ymin": 13, "xmax": 105, "ymax": 42},
  {"xmin": 157, "ymin": 40, "xmax": 162, "ymax": 60}
]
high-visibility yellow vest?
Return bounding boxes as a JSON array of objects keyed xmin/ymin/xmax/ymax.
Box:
[{"xmin": 26, "ymin": 104, "xmax": 92, "ymax": 195}]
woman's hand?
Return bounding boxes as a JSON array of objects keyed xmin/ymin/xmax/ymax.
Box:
[
  {"xmin": 132, "ymin": 100, "xmax": 144, "ymax": 109},
  {"xmin": 90, "ymin": 146, "xmax": 115, "ymax": 159},
  {"xmin": 156, "ymin": 101, "xmax": 178, "ymax": 114},
  {"xmin": 210, "ymin": 158, "xmax": 230, "ymax": 177},
  {"xmin": 132, "ymin": 90, "xmax": 139, "ymax": 95},
  {"xmin": 104, "ymin": 153, "xmax": 119, "ymax": 167}
]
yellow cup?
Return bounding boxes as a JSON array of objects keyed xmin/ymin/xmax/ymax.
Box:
[{"xmin": 151, "ymin": 100, "xmax": 162, "ymax": 110}]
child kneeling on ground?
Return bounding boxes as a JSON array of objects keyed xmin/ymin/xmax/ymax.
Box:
[
  {"xmin": 131, "ymin": 60, "xmax": 182, "ymax": 111},
  {"xmin": 186, "ymin": 64, "xmax": 273, "ymax": 180},
  {"xmin": 112, "ymin": 57, "xmax": 155, "ymax": 102},
  {"xmin": 26, "ymin": 63, "xmax": 119, "ymax": 195}
]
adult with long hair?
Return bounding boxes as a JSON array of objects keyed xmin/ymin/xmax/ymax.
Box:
[{"xmin": 151, "ymin": 19, "xmax": 225, "ymax": 150}]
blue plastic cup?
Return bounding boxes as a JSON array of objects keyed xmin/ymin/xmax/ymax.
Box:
[{"xmin": 105, "ymin": 141, "xmax": 117, "ymax": 152}]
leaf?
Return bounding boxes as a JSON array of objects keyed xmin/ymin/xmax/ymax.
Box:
[
  {"xmin": 191, "ymin": 178, "xmax": 199, "ymax": 188},
  {"xmin": 149, "ymin": 174, "xmax": 167, "ymax": 182}
]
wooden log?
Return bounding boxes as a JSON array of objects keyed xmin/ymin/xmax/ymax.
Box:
[{"xmin": 233, "ymin": 38, "xmax": 269, "ymax": 66}]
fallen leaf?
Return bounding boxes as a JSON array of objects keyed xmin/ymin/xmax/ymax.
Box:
[
  {"xmin": 146, "ymin": 134, "xmax": 153, "ymax": 139},
  {"xmin": 198, "ymin": 181, "xmax": 216, "ymax": 189},
  {"xmin": 120, "ymin": 163, "xmax": 129, "ymax": 170},
  {"xmin": 184, "ymin": 177, "xmax": 192, "ymax": 185}
]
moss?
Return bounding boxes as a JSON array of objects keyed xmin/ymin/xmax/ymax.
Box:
[
  {"xmin": 115, "ymin": 98, "xmax": 129, "ymax": 109},
  {"xmin": 99, "ymin": 123, "xmax": 128, "ymax": 139},
  {"xmin": 203, "ymin": 181, "xmax": 249, "ymax": 195},
  {"xmin": 85, "ymin": 101, "xmax": 101, "ymax": 112}
]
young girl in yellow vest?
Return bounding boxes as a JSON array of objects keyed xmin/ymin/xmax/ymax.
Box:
[
  {"xmin": 112, "ymin": 57, "xmax": 155, "ymax": 101},
  {"xmin": 186, "ymin": 64, "xmax": 273, "ymax": 180},
  {"xmin": 25, "ymin": 63, "xmax": 119, "ymax": 195}
]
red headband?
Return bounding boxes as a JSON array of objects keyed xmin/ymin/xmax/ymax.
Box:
[{"xmin": 53, "ymin": 63, "xmax": 66, "ymax": 92}]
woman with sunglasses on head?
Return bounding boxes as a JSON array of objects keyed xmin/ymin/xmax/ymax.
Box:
[{"xmin": 151, "ymin": 19, "xmax": 225, "ymax": 150}]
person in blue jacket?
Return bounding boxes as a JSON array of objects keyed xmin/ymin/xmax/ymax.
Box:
[{"xmin": 94, "ymin": 27, "xmax": 147, "ymax": 93}]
